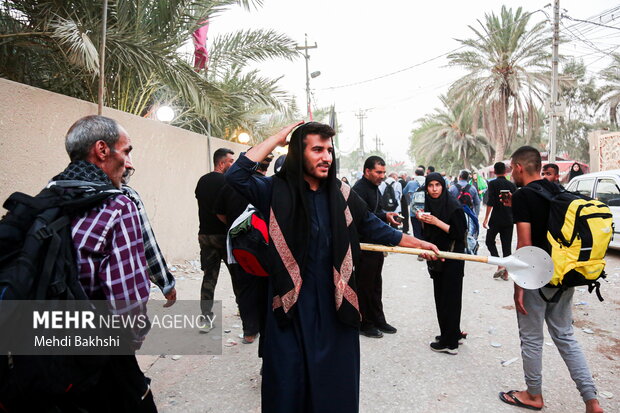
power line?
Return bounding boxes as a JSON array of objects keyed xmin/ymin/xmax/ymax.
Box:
[
  {"xmin": 560, "ymin": 21, "xmax": 612, "ymax": 56},
  {"xmin": 320, "ymin": 8, "xmax": 552, "ymax": 91},
  {"xmin": 320, "ymin": 46, "xmax": 466, "ymax": 91},
  {"xmin": 564, "ymin": 5, "xmax": 620, "ymax": 31},
  {"xmin": 321, "ymin": 5, "xmax": 618, "ymax": 118},
  {"xmin": 322, "ymin": 5, "xmax": 619, "ymax": 92}
]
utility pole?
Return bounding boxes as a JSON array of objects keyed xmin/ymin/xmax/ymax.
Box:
[
  {"xmin": 97, "ymin": 0, "xmax": 108, "ymax": 115},
  {"xmin": 548, "ymin": 0, "xmax": 560, "ymax": 162},
  {"xmin": 356, "ymin": 110, "xmax": 367, "ymax": 168},
  {"xmin": 296, "ymin": 34, "xmax": 317, "ymax": 120}
]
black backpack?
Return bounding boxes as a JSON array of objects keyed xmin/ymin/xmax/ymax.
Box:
[
  {"xmin": 0, "ymin": 181, "xmax": 120, "ymax": 406},
  {"xmin": 380, "ymin": 181, "xmax": 398, "ymax": 212},
  {"xmin": 228, "ymin": 205, "xmax": 270, "ymax": 277},
  {"xmin": 456, "ymin": 183, "xmax": 474, "ymax": 208}
]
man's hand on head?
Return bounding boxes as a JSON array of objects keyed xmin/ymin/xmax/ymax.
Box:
[
  {"xmin": 246, "ymin": 120, "xmax": 304, "ymax": 163},
  {"xmin": 274, "ymin": 120, "xmax": 305, "ymax": 146}
]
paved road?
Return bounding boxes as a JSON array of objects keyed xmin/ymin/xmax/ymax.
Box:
[{"xmin": 139, "ymin": 235, "xmax": 620, "ymax": 413}]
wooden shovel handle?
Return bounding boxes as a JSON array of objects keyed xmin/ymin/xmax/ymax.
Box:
[{"xmin": 360, "ymin": 243, "xmax": 490, "ymax": 264}]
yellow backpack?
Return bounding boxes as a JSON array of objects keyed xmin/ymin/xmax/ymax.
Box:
[{"xmin": 527, "ymin": 182, "xmax": 613, "ymax": 301}]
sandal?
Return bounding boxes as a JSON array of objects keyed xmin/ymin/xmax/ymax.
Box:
[
  {"xmin": 493, "ymin": 268, "xmax": 507, "ymax": 279},
  {"xmin": 499, "ymin": 390, "xmax": 543, "ymax": 411}
]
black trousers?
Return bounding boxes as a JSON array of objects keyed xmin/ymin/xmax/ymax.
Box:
[
  {"xmin": 230, "ymin": 264, "xmax": 267, "ymax": 337},
  {"xmin": 58, "ymin": 355, "xmax": 157, "ymax": 413},
  {"xmin": 485, "ymin": 224, "xmax": 513, "ymax": 257},
  {"xmin": 357, "ymin": 251, "xmax": 387, "ymax": 329},
  {"xmin": 432, "ymin": 267, "xmax": 464, "ymax": 348},
  {"xmin": 410, "ymin": 216, "xmax": 424, "ymax": 239},
  {"xmin": 400, "ymin": 195, "xmax": 410, "ymax": 233}
]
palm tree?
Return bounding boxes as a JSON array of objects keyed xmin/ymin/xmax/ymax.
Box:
[
  {"xmin": 0, "ymin": 0, "xmax": 298, "ymax": 138},
  {"xmin": 410, "ymin": 95, "xmax": 492, "ymax": 171},
  {"xmin": 447, "ymin": 6, "xmax": 550, "ymax": 162},
  {"xmin": 598, "ymin": 53, "xmax": 620, "ymax": 127}
]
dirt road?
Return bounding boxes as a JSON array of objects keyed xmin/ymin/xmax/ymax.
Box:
[{"xmin": 139, "ymin": 239, "xmax": 620, "ymax": 413}]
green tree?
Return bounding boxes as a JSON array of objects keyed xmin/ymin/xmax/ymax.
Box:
[
  {"xmin": 557, "ymin": 60, "xmax": 610, "ymax": 161},
  {"xmin": 409, "ymin": 95, "xmax": 492, "ymax": 171},
  {"xmin": 447, "ymin": 6, "xmax": 550, "ymax": 162},
  {"xmin": 598, "ymin": 53, "xmax": 620, "ymax": 127},
  {"xmin": 0, "ymin": 0, "xmax": 298, "ymax": 138}
]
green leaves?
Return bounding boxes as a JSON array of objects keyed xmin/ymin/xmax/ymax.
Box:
[
  {"xmin": 599, "ymin": 53, "xmax": 620, "ymax": 126},
  {"xmin": 447, "ymin": 5, "xmax": 551, "ymax": 162},
  {"xmin": 410, "ymin": 95, "xmax": 491, "ymax": 172},
  {"xmin": 0, "ymin": 0, "xmax": 298, "ymax": 140}
]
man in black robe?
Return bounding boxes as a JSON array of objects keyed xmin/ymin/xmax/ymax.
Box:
[{"xmin": 225, "ymin": 121, "xmax": 439, "ymax": 413}]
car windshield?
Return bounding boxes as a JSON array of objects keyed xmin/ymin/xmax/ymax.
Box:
[
  {"xmin": 596, "ymin": 178, "xmax": 620, "ymax": 204},
  {"xmin": 574, "ymin": 179, "xmax": 595, "ymax": 197}
]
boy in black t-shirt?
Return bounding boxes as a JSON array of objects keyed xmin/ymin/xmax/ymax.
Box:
[
  {"xmin": 498, "ymin": 146, "xmax": 603, "ymax": 413},
  {"xmin": 482, "ymin": 162, "xmax": 517, "ymax": 280}
]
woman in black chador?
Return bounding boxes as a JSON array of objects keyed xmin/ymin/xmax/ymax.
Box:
[
  {"xmin": 417, "ymin": 172, "xmax": 468, "ymax": 355},
  {"xmin": 568, "ymin": 162, "xmax": 584, "ymax": 182}
]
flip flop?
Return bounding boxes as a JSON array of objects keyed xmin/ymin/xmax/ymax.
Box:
[{"xmin": 499, "ymin": 391, "xmax": 543, "ymax": 411}]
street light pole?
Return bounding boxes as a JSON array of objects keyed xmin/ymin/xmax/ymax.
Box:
[{"xmin": 296, "ymin": 34, "xmax": 317, "ymax": 120}]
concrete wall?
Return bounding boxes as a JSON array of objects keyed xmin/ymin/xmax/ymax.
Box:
[
  {"xmin": 0, "ymin": 78, "xmax": 249, "ymax": 261},
  {"xmin": 588, "ymin": 130, "xmax": 620, "ymax": 172}
]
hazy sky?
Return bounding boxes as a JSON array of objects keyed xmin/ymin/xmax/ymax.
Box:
[{"xmin": 208, "ymin": 1, "xmax": 619, "ymax": 168}]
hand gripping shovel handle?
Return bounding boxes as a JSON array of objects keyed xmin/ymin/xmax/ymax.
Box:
[
  {"xmin": 359, "ymin": 243, "xmax": 489, "ymax": 263},
  {"xmin": 359, "ymin": 243, "xmax": 554, "ymax": 290}
]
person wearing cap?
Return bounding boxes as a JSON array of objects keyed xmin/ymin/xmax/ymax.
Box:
[{"xmin": 225, "ymin": 121, "xmax": 439, "ymax": 413}]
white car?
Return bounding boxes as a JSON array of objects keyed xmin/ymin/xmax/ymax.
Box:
[{"xmin": 565, "ymin": 170, "xmax": 620, "ymax": 250}]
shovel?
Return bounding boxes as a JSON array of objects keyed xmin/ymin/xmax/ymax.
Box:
[{"xmin": 360, "ymin": 243, "xmax": 553, "ymax": 290}]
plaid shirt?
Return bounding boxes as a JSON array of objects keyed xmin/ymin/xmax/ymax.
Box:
[
  {"xmin": 122, "ymin": 185, "xmax": 175, "ymax": 295},
  {"xmin": 71, "ymin": 194, "xmax": 150, "ymax": 330}
]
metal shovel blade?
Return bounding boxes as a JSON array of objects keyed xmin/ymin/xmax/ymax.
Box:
[{"xmin": 488, "ymin": 246, "xmax": 553, "ymax": 289}]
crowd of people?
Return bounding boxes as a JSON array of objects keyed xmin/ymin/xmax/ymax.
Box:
[
  {"xmin": 1, "ymin": 116, "xmax": 604, "ymax": 413},
  {"xmin": 196, "ymin": 123, "xmax": 604, "ymax": 413}
]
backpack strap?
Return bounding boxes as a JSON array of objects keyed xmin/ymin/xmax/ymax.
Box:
[
  {"xmin": 3, "ymin": 192, "xmax": 54, "ymax": 212},
  {"xmin": 35, "ymin": 215, "xmax": 70, "ymax": 299},
  {"xmin": 522, "ymin": 181, "xmax": 562, "ymax": 201},
  {"xmin": 538, "ymin": 287, "xmax": 564, "ymax": 303},
  {"xmin": 589, "ymin": 281, "xmax": 604, "ymax": 302},
  {"xmin": 589, "ymin": 272, "xmax": 606, "ymax": 302}
]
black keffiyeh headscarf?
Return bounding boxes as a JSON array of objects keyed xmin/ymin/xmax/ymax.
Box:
[
  {"xmin": 52, "ymin": 160, "xmax": 114, "ymax": 186},
  {"xmin": 267, "ymin": 122, "xmax": 366, "ymax": 328}
]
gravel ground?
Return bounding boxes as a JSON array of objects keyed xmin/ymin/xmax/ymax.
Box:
[{"xmin": 138, "ymin": 232, "xmax": 620, "ymax": 413}]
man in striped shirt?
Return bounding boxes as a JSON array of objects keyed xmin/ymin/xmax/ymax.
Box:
[{"xmin": 51, "ymin": 115, "xmax": 157, "ymax": 412}]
